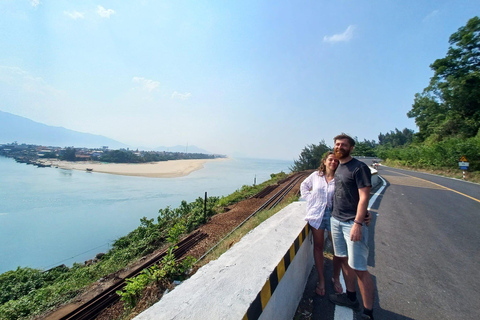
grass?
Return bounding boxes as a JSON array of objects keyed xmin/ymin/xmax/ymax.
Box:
[
  {"xmin": 0, "ymin": 171, "xmax": 292, "ymax": 320},
  {"xmin": 382, "ymin": 160, "xmax": 480, "ymax": 184},
  {"xmin": 197, "ymin": 194, "xmax": 299, "ymax": 268}
]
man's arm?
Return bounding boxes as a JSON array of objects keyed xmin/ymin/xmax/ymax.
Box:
[{"xmin": 350, "ymin": 186, "xmax": 371, "ymax": 241}]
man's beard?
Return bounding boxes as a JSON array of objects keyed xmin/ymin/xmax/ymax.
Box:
[{"xmin": 334, "ymin": 148, "xmax": 350, "ymax": 159}]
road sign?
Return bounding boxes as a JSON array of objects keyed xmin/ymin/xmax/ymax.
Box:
[
  {"xmin": 459, "ymin": 155, "xmax": 468, "ymax": 162},
  {"xmin": 459, "ymin": 161, "xmax": 469, "ymax": 170}
]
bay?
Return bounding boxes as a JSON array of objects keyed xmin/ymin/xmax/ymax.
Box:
[{"xmin": 0, "ymin": 156, "xmax": 292, "ymax": 274}]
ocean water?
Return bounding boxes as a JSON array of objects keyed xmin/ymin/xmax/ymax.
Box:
[{"xmin": 0, "ymin": 156, "xmax": 292, "ymax": 274}]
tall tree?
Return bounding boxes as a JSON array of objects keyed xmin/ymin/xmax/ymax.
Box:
[
  {"xmin": 408, "ymin": 16, "xmax": 480, "ymax": 141},
  {"xmin": 378, "ymin": 128, "xmax": 415, "ymax": 147},
  {"xmin": 352, "ymin": 138, "xmax": 377, "ymax": 157},
  {"xmin": 290, "ymin": 140, "xmax": 331, "ymax": 171}
]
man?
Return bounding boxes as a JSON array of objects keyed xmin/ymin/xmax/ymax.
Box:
[{"xmin": 329, "ymin": 133, "xmax": 375, "ymax": 320}]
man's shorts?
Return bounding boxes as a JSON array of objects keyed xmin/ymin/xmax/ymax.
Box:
[{"xmin": 330, "ymin": 216, "xmax": 369, "ymax": 271}]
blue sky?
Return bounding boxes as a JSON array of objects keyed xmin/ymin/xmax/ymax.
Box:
[{"xmin": 0, "ymin": 1, "xmax": 478, "ymax": 160}]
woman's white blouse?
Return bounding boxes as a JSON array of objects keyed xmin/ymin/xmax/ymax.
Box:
[{"xmin": 300, "ymin": 171, "xmax": 335, "ymax": 230}]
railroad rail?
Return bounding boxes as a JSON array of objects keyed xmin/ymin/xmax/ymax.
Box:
[
  {"xmin": 56, "ymin": 172, "xmax": 308, "ymax": 320},
  {"xmin": 197, "ymin": 171, "xmax": 308, "ymax": 262},
  {"xmin": 59, "ymin": 231, "xmax": 207, "ymax": 320}
]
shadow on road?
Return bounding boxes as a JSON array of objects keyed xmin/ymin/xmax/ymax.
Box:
[
  {"xmin": 296, "ymin": 259, "xmax": 416, "ymax": 320},
  {"xmin": 367, "ymin": 177, "xmax": 390, "ymax": 268}
]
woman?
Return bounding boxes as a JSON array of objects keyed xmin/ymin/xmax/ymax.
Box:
[{"xmin": 300, "ymin": 151, "xmax": 343, "ymax": 296}]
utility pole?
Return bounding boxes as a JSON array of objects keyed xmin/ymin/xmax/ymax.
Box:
[{"xmin": 204, "ymin": 192, "xmax": 207, "ymax": 223}]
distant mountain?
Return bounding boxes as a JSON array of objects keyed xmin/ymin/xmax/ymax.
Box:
[
  {"xmin": 153, "ymin": 145, "xmax": 212, "ymax": 154},
  {"xmin": 0, "ymin": 110, "xmax": 128, "ymax": 149}
]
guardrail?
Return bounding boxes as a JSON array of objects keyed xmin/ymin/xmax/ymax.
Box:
[
  {"xmin": 134, "ymin": 167, "xmax": 381, "ymax": 320},
  {"xmin": 134, "ymin": 201, "xmax": 313, "ymax": 320}
]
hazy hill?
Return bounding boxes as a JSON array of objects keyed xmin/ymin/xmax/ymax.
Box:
[
  {"xmin": 153, "ymin": 145, "xmax": 211, "ymax": 154},
  {"xmin": 0, "ymin": 110, "xmax": 127, "ymax": 149},
  {"xmin": 0, "ymin": 111, "xmax": 215, "ymax": 154}
]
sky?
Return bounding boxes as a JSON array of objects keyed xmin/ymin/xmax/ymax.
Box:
[{"xmin": 0, "ymin": 1, "xmax": 478, "ymax": 160}]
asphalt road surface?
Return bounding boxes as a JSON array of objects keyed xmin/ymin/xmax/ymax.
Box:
[
  {"xmin": 369, "ymin": 165, "xmax": 480, "ymax": 320},
  {"xmin": 301, "ymin": 163, "xmax": 480, "ymax": 320}
]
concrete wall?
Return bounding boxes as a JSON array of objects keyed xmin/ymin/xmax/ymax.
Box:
[
  {"xmin": 371, "ymin": 168, "xmax": 380, "ymax": 188},
  {"xmin": 134, "ymin": 168, "xmax": 380, "ymax": 320},
  {"xmin": 134, "ymin": 201, "xmax": 313, "ymax": 320}
]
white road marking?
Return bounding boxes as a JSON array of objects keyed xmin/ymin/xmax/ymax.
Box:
[{"xmin": 333, "ymin": 175, "xmax": 387, "ymax": 319}]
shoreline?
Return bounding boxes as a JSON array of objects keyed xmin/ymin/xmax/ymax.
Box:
[{"xmin": 39, "ymin": 158, "xmax": 228, "ymax": 178}]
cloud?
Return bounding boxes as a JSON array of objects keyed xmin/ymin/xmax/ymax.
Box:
[
  {"xmin": 171, "ymin": 91, "xmax": 192, "ymax": 100},
  {"xmin": 31, "ymin": 0, "xmax": 40, "ymax": 8},
  {"xmin": 0, "ymin": 66, "xmax": 67, "ymax": 99},
  {"xmin": 0, "ymin": 66, "xmax": 69, "ymax": 120},
  {"xmin": 323, "ymin": 25, "xmax": 356, "ymax": 43},
  {"xmin": 97, "ymin": 5, "xmax": 115, "ymax": 18},
  {"xmin": 0, "ymin": 66, "xmax": 43, "ymax": 88},
  {"xmin": 423, "ymin": 10, "xmax": 439, "ymax": 22},
  {"xmin": 132, "ymin": 77, "xmax": 160, "ymax": 92},
  {"xmin": 64, "ymin": 11, "xmax": 85, "ymax": 20}
]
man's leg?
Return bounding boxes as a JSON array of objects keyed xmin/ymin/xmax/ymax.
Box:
[
  {"xmin": 348, "ymin": 223, "xmax": 375, "ymax": 319},
  {"xmin": 329, "ymin": 217, "xmax": 360, "ymax": 311},
  {"xmin": 339, "ymin": 256, "xmax": 356, "ymax": 293},
  {"xmin": 355, "ymin": 269, "xmax": 374, "ymax": 310}
]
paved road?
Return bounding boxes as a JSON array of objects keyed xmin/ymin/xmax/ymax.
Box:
[{"xmin": 301, "ymin": 165, "xmax": 480, "ymax": 320}]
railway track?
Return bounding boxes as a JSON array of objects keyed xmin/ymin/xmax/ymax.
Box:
[
  {"xmin": 56, "ymin": 172, "xmax": 308, "ymax": 320},
  {"xmin": 58, "ymin": 231, "xmax": 208, "ymax": 320},
  {"xmin": 197, "ymin": 171, "xmax": 308, "ymax": 261}
]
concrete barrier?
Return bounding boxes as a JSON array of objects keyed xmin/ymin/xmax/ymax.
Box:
[
  {"xmin": 371, "ymin": 168, "xmax": 380, "ymax": 188},
  {"xmin": 134, "ymin": 167, "xmax": 380, "ymax": 320},
  {"xmin": 134, "ymin": 201, "xmax": 313, "ymax": 320}
]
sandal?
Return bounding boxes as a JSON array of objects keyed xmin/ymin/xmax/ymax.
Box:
[{"xmin": 332, "ymin": 278, "xmax": 343, "ymax": 294}]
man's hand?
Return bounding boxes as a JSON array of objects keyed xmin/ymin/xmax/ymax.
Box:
[
  {"xmin": 364, "ymin": 211, "xmax": 371, "ymax": 226},
  {"xmin": 350, "ymin": 223, "xmax": 362, "ymax": 242}
]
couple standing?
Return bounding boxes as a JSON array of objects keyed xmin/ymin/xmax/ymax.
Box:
[{"xmin": 300, "ymin": 133, "xmax": 375, "ymax": 320}]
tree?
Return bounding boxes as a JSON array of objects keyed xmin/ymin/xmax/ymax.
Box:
[
  {"xmin": 352, "ymin": 139, "xmax": 377, "ymax": 157},
  {"xmin": 290, "ymin": 140, "xmax": 331, "ymax": 171},
  {"xmin": 408, "ymin": 16, "xmax": 480, "ymax": 141},
  {"xmin": 378, "ymin": 128, "xmax": 415, "ymax": 147},
  {"xmin": 60, "ymin": 147, "xmax": 76, "ymax": 161}
]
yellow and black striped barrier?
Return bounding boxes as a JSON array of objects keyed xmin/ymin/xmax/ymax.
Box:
[{"xmin": 243, "ymin": 224, "xmax": 310, "ymax": 320}]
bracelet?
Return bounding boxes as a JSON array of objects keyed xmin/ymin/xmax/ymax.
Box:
[{"xmin": 354, "ymin": 220, "xmax": 363, "ymax": 225}]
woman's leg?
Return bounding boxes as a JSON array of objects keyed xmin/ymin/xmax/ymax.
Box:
[
  {"xmin": 328, "ymin": 232, "xmax": 343, "ymax": 294},
  {"xmin": 311, "ymin": 226, "xmax": 326, "ymax": 295}
]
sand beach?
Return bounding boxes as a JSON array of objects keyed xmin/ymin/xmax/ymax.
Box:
[{"xmin": 40, "ymin": 158, "xmax": 227, "ymax": 178}]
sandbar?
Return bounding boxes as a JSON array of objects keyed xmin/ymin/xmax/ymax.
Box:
[{"xmin": 40, "ymin": 158, "xmax": 228, "ymax": 178}]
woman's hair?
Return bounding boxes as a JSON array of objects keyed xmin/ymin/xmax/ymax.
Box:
[{"xmin": 318, "ymin": 151, "xmax": 335, "ymax": 176}]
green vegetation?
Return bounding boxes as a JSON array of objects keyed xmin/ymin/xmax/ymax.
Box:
[
  {"xmin": 216, "ymin": 171, "xmax": 288, "ymax": 208},
  {"xmin": 407, "ymin": 16, "xmax": 480, "ymax": 142},
  {"xmin": 289, "ymin": 141, "xmax": 332, "ymax": 171},
  {"xmin": 0, "ymin": 143, "xmax": 224, "ymax": 165},
  {"xmin": 99, "ymin": 149, "xmax": 219, "ymax": 163},
  {"xmin": 198, "ymin": 193, "xmax": 299, "ymax": 268},
  {"xmin": 59, "ymin": 147, "xmax": 77, "ymax": 161},
  {"xmin": 377, "ymin": 136, "xmax": 480, "ymax": 171},
  {"xmin": 0, "ymin": 171, "xmax": 288, "ymax": 320},
  {"xmin": 116, "ymin": 223, "xmax": 196, "ymax": 309},
  {"xmin": 380, "ymin": 16, "xmax": 480, "ymax": 173},
  {"xmin": 292, "ymin": 17, "xmax": 480, "ymax": 178},
  {"xmin": 290, "ymin": 139, "xmax": 379, "ymax": 172}
]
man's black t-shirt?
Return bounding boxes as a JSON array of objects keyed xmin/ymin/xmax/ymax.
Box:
[{"xmin": 332, "ymin": 158, "xmax": 371, "ymax": 222}]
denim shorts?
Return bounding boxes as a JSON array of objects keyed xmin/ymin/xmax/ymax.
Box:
[
  {"xmin": 330, "ymin": 216, "xmax": 369, "ymax": 271},
  {"xmin": 319, "ymin": 207, "xmax": 332, "ymax": 231}
]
